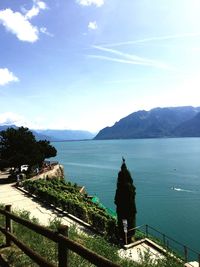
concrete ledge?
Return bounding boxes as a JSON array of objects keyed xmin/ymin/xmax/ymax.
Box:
[
  {"xmin": 119, "ymin": 237, "xmax": 185, "ymax": 264},
  {"xmin": 185, "ymin": 262, "xmax": 199, "ymax": 267},
  {"xmin": 119, "ymin": 238, "xmax": 166, "ymax": 263},
  {"xmin": 123, "ymin": 238, "xmax": 167, "ymax": 255}
]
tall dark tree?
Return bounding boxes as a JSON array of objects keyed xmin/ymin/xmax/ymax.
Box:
[
  {"xmin": 114, "ymin": 158, "xmax": 136, "ymax": 244},
  {"xmin": 0, "ymin": 127, "xmax": 57, "ymax": 171}
]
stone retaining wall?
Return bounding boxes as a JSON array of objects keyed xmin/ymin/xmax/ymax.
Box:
[{"xmin": 31, "ymin": 164, "xmax": 65, "ymax": 181}]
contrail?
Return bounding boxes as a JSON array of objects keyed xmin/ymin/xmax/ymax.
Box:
[
  {"xmin": 99, "ymin": 32, "xmax": 200, "ymax": 48},
  {"xmin": 88, "ymin": 45, "xmax": 174, "ymax": 70}
]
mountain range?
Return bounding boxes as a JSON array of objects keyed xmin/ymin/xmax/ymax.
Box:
[
  {"xmin": 0, "ymin": 125, "xmax": 95, "ymax": 141},
  {"xmin": 2, "ymin": 106, "xmax": 200, "ymax": 141},
  {"xmin": 35, "ymin": 129, "xmax": 95, "ymax": 141},
  {"xmin": 94, "ymin": 106, "xmax": 200, "ymax": 140}
]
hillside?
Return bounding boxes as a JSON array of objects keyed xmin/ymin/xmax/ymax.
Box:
[
  {"xmin": 35, "ymin": 129, "xmax": 95, "ymax": 141},
  {"xmin": 173, "ymin": 112, "xmax": 200, "ymax": 137},
  {"xmin": 0, "ymin": 124, "xmax": 17, "ymax": 131},
  {"xmin": 94, "ymin": 106, "xmax": 200, "ymax": 140}
]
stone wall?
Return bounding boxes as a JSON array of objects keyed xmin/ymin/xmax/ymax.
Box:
[{"xmin": 31, "ymin": 164, "xmax": 65, "ymax": 181}]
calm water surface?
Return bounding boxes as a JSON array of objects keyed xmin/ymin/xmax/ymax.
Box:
[{"xmin": 52, "ymin": 138, "xmax": 200, "ymax": 253}]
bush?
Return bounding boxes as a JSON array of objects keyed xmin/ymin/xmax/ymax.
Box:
[{"xmin": 22, "ymin": 178, "xmax": 117, "ymax": 239}]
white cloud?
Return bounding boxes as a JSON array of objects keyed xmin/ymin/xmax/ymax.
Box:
[
  {"xmin": 25, "ymin": 6, "xmax": 40, "ymax": 19},
  {"xmin": 76, "ymin": 0, "xmax": 104, "ymax": 7},
  {"xmin": 40, "ymin": 27, "xmax": 53, "ymax": 37},
  {"xmin": 0, "ymin": 9, "xmax": 39, "ymax": 42},
  {"xmin": 25, "ymin": 0, "xmax": 47, "ymax": 19},
  {"xmin": 0, "ymin": 112, "xmax": 25, "ymax": 126},
  {"xmin": 0, "ymin": 1, "xmax": 47, "ymax": 42},
  {"xmin": 0, "ymin": 68, "xmax": 19, "ymax": 86},
  {"xmin": 88, "ymin": 21, "xmax": 97, "ymax": 30},
  {"xmin": 36, "ymin": 1, "xmax": 47, "ymax": 10},
  {"xmin": 0, "ymin": 112, "xmax": 45, "ymax": 129}
]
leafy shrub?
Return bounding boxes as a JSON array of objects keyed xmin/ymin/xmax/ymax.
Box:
[{"xmin": 22, "ymin": 178, "xmax": 117, "ymax": 239}]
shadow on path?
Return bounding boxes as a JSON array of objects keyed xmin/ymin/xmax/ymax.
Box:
[
  {"xmin": 0, "ymin": 177, "xmax": 14, "ymax": 185},
  {"xmin": 0, "ymin": 171, "xmax": 15, "ymax": 185}
]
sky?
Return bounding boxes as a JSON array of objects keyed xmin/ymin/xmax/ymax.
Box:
[{"xmin": 1, "ymin": 0, "xmax": 200, "ymax": 132}]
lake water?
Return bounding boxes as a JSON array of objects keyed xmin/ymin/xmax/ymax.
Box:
[{"xmin": 52, "ymin": 138, "xmax": 200, "ymax": 255}]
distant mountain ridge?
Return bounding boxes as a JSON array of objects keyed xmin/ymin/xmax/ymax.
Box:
[
  {"xmin": 0, "ymin": 125, "xmax": 95, "ymax": 141},
  {"xmin": 94, "ymin": 106, "xmax": 200, "ymax": 140},
  {"xmin": 0, "ymin": 125, "xmax": 52, "ymax": 141},
  {"xmin": 36, "ymin": 129, "xmax": 95, "ymax": 141},
  {"xmin": 0, "ymin": 124, "xmax": 18, "ymax": 131}
]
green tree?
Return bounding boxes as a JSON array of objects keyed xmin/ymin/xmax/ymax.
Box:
[
  {"xmin": 0, "ymin": 127, "xmax": 57, "ymax": 171},
  {"xmin": 37, "ymin": 140, "xmax": 57, "ymax": 162},
  {"xmin": 114, "ymin": 158, "xmax": 137, "ymax": 244}
]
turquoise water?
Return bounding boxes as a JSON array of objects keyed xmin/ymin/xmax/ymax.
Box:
[{"xmin": 52, "ymin": 138, "xmax": 200, "ymax": 254}]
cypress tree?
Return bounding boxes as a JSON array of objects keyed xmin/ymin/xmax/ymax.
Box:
[{"xmin": 114, "ymin": 158, "xmax": 137, "ymax": 244}]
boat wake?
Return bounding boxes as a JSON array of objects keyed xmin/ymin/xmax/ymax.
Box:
[
  {"xmin": 171, "ymin": 187, "xmax": 193, "ymax": 193},
  {"xmin": 66, "ymin": 162, "xmax": 115, "ymax": 170}
]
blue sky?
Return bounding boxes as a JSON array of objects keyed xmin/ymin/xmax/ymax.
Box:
[{"xmin": 1, "ymin": 0, "xmax": 200, "ymax": 132}]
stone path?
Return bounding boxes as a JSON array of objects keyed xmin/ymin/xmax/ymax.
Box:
[{"xmin": 0, "ymin": 170, "xmax": 89, "ymax": 233}]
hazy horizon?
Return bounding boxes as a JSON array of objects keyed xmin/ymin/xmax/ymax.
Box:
[{"xmin": 1, "ymin": 104, "xmax": 200, "ymax": 133}]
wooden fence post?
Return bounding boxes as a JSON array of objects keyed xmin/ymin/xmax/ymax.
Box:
[
  {"xmin": 58, "ymin": 225, "xmax": 68, "ymax": 267},
  {"xmin": 162, "ymin": 234, "xmax": 166, "ymax": 247},
  {"xmin": 145, "ymin": 225, "xmax": 149, "ymax": 238},
  {"xmin": 184, "ymin": 245, "xmax": 188, "ymax": 263},
  {"xmin": 5, "ymin": 205, "xmax": 12, "ymax": 246}
]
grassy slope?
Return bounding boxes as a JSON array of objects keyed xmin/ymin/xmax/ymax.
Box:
[{"xmin": 0, "ymin": 205, "xmax": 183, "ymax": 267}]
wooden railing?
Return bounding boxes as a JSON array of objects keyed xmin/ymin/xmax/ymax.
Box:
[{"xmin": 0, "ymin": 205, "xmax": 121, "ymax": 267}]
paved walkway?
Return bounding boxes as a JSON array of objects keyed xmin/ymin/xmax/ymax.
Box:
[{"xmin": 0, "ymin": 170, "xmax": 89, "ymax": 233}]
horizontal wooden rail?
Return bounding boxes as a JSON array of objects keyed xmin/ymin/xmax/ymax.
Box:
[
  {"xmin": 0, "ymin": 206, "xmax": 121, "ymax": 267},
  {"xmin": 0, "ymin": 208, "xmax": 59, "ymax": 242},
  {"xmin": 0, "ymin": 226, "xmax": 56, "ymax": 267}
]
